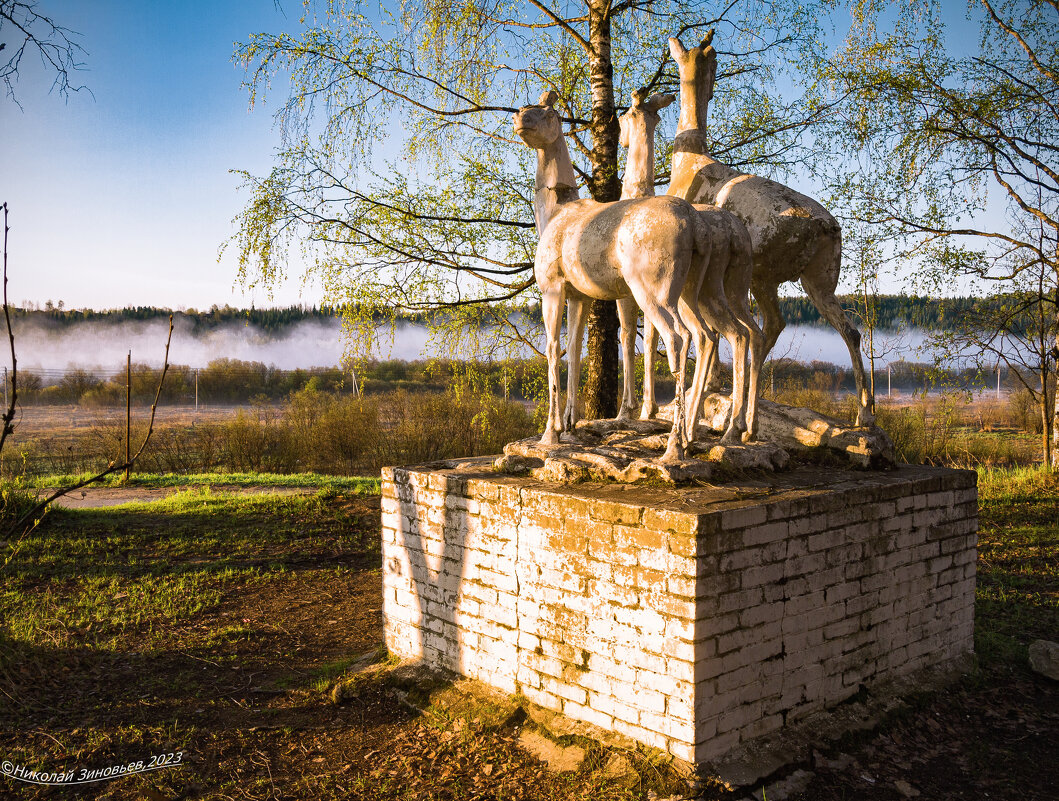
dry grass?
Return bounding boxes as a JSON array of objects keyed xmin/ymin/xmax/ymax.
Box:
[{"xmin": 0, "ymin": 389, "xmax": 537, "ymax": 480}]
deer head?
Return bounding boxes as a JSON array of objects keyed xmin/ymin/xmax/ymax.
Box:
[
  {"xmin": 669, "ymin": 30, "xmax": 717, "ymax": 135},
  {"xmin": 513, "ymin": 90, "xmax": 563, "ymax": 150},
  {"xmin": 619, "ymin": 87, "xmax": 676, "ymax": 148}
]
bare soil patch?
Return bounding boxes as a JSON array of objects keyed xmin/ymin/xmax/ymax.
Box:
[{"xmin": 41, "ymin": 484, "xmax": 313, "ymax": 509}]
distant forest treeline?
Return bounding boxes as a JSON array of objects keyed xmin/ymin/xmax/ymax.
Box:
[
  {"xmin": 12, "ymin": 303, "xmax": 341, "ymax": 333},
  {"xmin": 13, "ymin": 295, "xmax": 980, "ymax": 332},
  {"xmin": 6, "ymin": 355, "xmax": 1031, "ymax": 408}
]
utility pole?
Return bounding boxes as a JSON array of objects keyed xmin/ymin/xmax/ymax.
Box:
[
  {"xmin": 195, "ymin": 368, "xmax": 199, "ymax": 411},
  {"xmin": 3, "ymin": 366, "xmax": 7, "ymax": 408},
  {"xmin": 125, "ymin": 351, "xmax": 131, "ymax": 482},
  {"xmin": 888, "ymin": 364, "xmax": 891, "ymax": 399},
  {"xmin": 997, "ymin": 363, "xmax": 1001, "ymax": 401}
]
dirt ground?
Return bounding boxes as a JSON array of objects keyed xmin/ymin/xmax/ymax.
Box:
[
  {"xmin": 2, "ymin": 493, "xmax": 1057, "ymax": 801},
  {"xmin": 6, "ymin": 565, "xmax": 1056, "ymax": 800},
  {"xmin": 41, "ymin": 484, "xmax": 314, "ymax": 509}
]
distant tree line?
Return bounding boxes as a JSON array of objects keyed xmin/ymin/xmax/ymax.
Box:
[
  {"xmin": 9, "ymin": 358, "xmax": 537, "ymax": 406},
  {"xmin": 11, "ymin": 304, "xmax": 341, "ymax": 334},
  {"xmin": 6, "ymin": 354, "xmax": 1021, "ymax": 409},
  {"xmin": 774, "ymin": 295, "xmax": 979, "ymax": 331},
  {"xmin": 9, "ymin": 296, "xmax": 991, "ymax": 335}
]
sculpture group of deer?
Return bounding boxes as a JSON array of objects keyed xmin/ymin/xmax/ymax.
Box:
[
  {"xmin": 667, "ymin": 33, "xmax": 874, "ymax": 426},
  {"xmin": 618, "ymin": 88, "xmax": 764, "ymax": 443},
  {"xmin": 513, "ymin": 31, "xmax": 875, "ymax": 462},
  {"xmin": 514, "ymin": 91, "xmax": 740, "ymax": 463}
]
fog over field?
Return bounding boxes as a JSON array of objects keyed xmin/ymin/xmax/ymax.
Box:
[
  {"xmin": 5, "ymin": 316, "xmax": 353, "ymax": 372},
  {"xmin": 1, "ymin": 313, "xmax": 939, "ymax": 375}
]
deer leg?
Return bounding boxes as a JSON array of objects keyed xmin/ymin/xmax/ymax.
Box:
[
  {"xmin": 540, "ymin": 287, "xmax": 565, "ymax": 445},
  {"xmin": 640, "ymin": 321, "xmax": 659, "ymax": 420},
  {"xmin": 700, "ymin": 293, "xmax": 748, "ymax": 445},
  {"xmin": 753, "ymin": 277, "xmax": 786, "ymax": 360},
  {"xmin": 640, "ymin": 302, "xmax": 687, "ymax": 463},
  {"xmin": 702, "ymin": 330, "xmax": 722, "ymax": 392},
  {"xmin": 678, "ymin": 294, "xmax": 713, "ymax": 443},
  {"xmin": 616, "ymin": 297, "xmax": 640, "ymax": 420},
  {"xmin": 732, "ymin": 303, "xmax": 765, "ymax": 441},
  {"xmin": 802, "ymin": 266, "xmax": 875, "ymax": 426},
  {"xmin": 563, "ymin": 296, "xmax": 588, "ymax": 431}
]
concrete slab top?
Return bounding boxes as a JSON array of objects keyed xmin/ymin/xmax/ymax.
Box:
[{"xmin": 385, "ymin": 458, "xmax": 976, "ymax": 518}]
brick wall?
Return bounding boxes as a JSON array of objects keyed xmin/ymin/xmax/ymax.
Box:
[{"xmin": 381, "ymin": 462, "xmax": 977, "ymax": 766}]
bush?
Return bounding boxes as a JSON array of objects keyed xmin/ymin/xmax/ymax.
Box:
[
  {"xmin": 1009, "ymin": 387, "xmax": 1050, "ymax": 434},
  {"xmin": 0, "ymin": 481, "xmax": 38, "ymax": 530}
]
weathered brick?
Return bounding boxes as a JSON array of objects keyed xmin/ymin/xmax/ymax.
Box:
[
  {"xmin": 718, "ymin": 586, "xmax": 765, "ymax": 614},
  {"xmin": 742, "ymin": 562, "xmax": 786, "ymax": 589},
  {"xmin": 386, "ymin": 464, "xmax": 977, "ymax": 769},
  {"xmin": 720, "ymin": 504, "xmax": 768, "ymax": 530},
  {"xmin": 744, "ymin": 521, "xmax": 790, "ymax": 547},
  {"xmin": 590, "ymin": 500, "xmax": 643, "ymax": 525}
]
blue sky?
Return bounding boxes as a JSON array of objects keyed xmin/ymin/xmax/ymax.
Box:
[
  {"xmin": 1, "ymin": 0, "xmax": 311, "ymax": 310},
  {"xmin": 1, "ymin": 1, "xmax": 991, "ymax": 312}
]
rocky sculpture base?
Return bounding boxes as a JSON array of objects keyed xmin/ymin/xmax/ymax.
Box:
[
  {"xmin": 498, "ymin": 417, "xmax": 790, "ymax": 484},
  {"xmin": 495, "ymin": 395, "xmax": 895, "ymax": 485},
  {"xmin": 699, "ymin": 394, "xmax": 896, "ymax": 469},
  {"xmin": 382, "ymin": 460, "xmax": 977, "ymax": 769}
]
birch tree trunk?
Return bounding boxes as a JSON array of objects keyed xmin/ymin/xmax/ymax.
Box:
[
  {"xmin": 582, "ymin": 0, "xmax": 621, "ymax": 420},
  {"xmin": 1052, "ymin": 272, "xmax": 1059, "ymax": 470}
]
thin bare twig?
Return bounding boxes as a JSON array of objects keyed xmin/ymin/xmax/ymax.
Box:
[{"xmin": 0, "ymin": 202, "xmax": 15, "ymax": 455}]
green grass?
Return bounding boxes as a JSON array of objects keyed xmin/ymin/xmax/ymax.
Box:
[
  {"xmin": 0, "ymin": 488, "xmax": 378, "ymax": 654},
  {"xmin": 974, "ymin": 466, "xmax": 1059, "ymax": 665},
  {"xmin": 28, "ymin": 471, "xmax": 381, "ymax": 492}
]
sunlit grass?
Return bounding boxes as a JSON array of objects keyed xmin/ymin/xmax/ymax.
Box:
[
  {"xmin": 974, "ymin": 466, "xmax": 1059, "ymax": 665},
  {"xmin": 0, "ymin": 489, "xmax": 379, "ymax": 655},
  {"xmin": 30, "ymin": 471, "xmax": 381, "ymax": 492}
]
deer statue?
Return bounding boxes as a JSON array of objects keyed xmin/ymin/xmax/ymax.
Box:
[
  {"xmin": 514, "ymin": 90, "xmax": 748, "ymax": 461},
  {"xmin": 618, "ymin": 87, "xmax": 764, "ymax": 440},
  {"xmin": 667, "ymin": 32, "xmax": 875, "ymax": 427}
]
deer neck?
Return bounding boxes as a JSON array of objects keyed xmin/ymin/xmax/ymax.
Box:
[
  {"xmin": 622, "ymin": 124, "xmax": 655, "ymax": 199},
  {"xmin": 671, "ymin": 76, "xmax": 726, "ymax": 191},
  {"xmin": 675, "ymin": 77, "xmax": 710, "ymax": 138},
  {"xmin": 534, "ymin": 135, "xmax": 579, "ymax": 234}
]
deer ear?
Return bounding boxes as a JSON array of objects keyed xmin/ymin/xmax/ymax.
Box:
[
  {"xmin": 647, "ymin": 92, "xmax": 676, "ymax": 111},
  {"xmin": 630, "ymin": 87, "xmax": 648, "ymax": 107},
  {"xmin": 704, "ymin": 47, "xmax": 717, "ymax": 101},
  {"xmin": 538, "ymin": 90, "xmax": 559, "ymax": 107},
  {"xmin": 668, "ymin": 37, "xmax": 687, "ymax": 61}
]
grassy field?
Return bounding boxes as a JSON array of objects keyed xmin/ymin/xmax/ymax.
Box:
[
  {"xmin": 30, "ymin": 471, "xmax": 382, "ymax": 492},
  {"xmin": 2, "ymin": 381, "xmax": 1051, "ymax": 483},
  {"xmin": 0, "ymin": 471, "xmax": 1056, "ymax": 800}
]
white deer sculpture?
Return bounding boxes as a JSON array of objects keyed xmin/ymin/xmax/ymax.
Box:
[
  {"xmin": 668, "ymin": 33, "xmax": 875, "ymax": 426},
  {"xmin": 514, "ymin": 91, "xmax": 742, "ymax": 461},
  {"xmin": 618, "ymin": 87, "xmax": 764, "ymax": 440}
]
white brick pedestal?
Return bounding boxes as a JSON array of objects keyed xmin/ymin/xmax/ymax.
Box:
[{"xmin": 381, "ymin": 460, "xmax": 977, "ymax": 766}]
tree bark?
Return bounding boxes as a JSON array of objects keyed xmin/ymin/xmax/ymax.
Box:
[
  {"xmin": 1052, "ymin": 272, "xmax": 1059, "ymax": 470},
  {"xmin": 582, "ymin": 0, "xmax": 622, "ymax": 419}
]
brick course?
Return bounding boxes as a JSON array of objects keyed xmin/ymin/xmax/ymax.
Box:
[{"xmin": 382, "ymin": 462, "xmax": 977, "ymax": 766}]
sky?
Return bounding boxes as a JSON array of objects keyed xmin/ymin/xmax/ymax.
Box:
[
  {"xmin": 1, "ymin": 1, "xmax": 991, "ymax": 313},
  {"xmin": 1, "ymin": 0, "xmax": 313, "ymax": 311}
]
